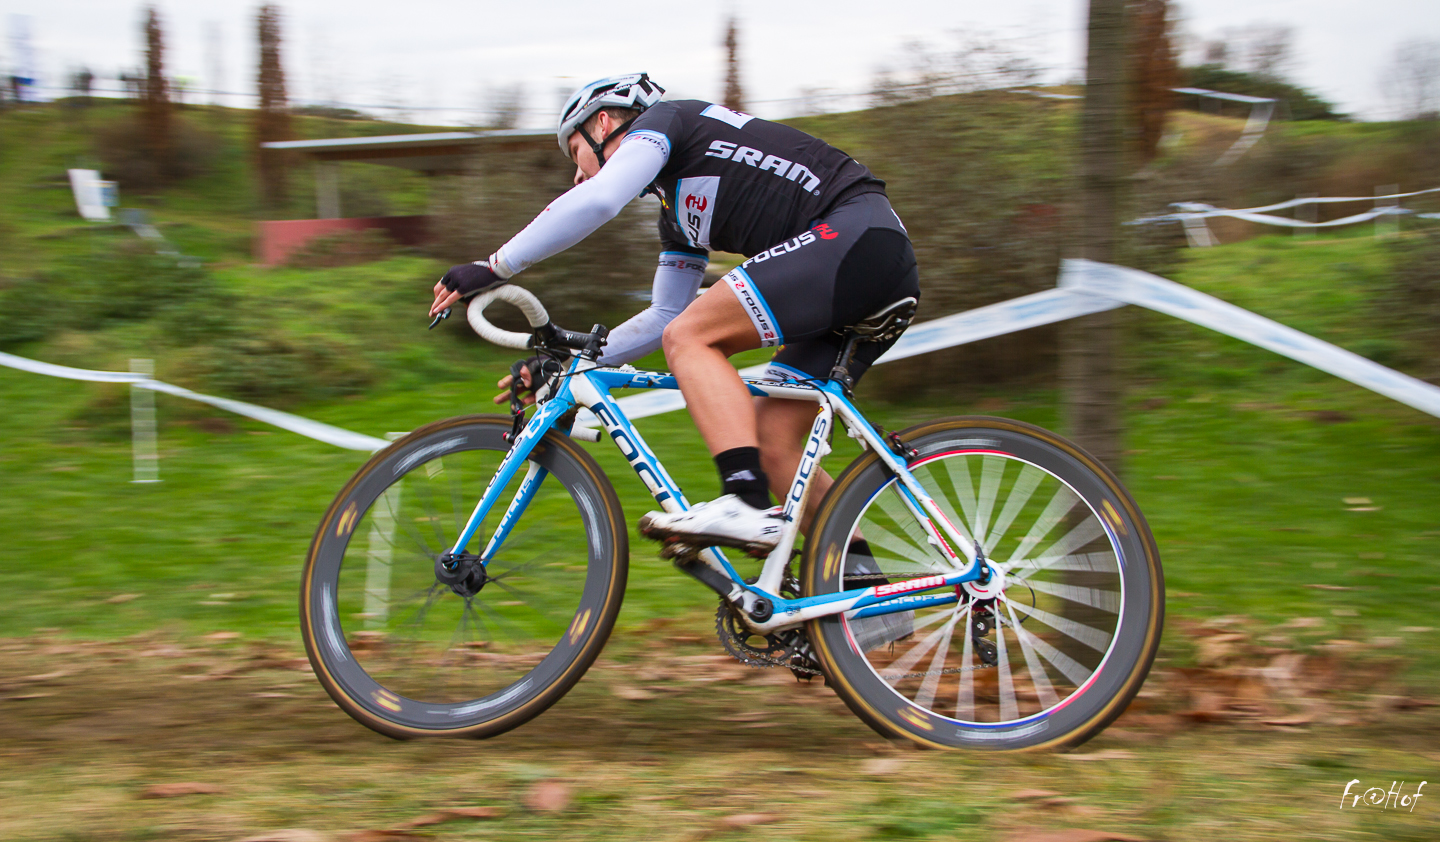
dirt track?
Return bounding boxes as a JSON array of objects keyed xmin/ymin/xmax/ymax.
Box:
[{"xmin": 2, "ymin": 628, "xmax": 1437, "ymax": 841}]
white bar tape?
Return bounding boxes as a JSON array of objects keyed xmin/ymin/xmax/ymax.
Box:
[{"xmin": 0, "ymin": 351, "xmax": 390, "ymax": 452}]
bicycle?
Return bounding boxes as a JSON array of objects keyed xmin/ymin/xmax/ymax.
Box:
[{"xmin": 301, "ymin": 285, "xmax": 1163, "ymax": 751}]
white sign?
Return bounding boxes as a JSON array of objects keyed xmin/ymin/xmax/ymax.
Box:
[{"xmin": 67, "ymin": 169, "xmax": 112, "ymax": 221}]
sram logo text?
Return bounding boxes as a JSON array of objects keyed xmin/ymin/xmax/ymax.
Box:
[{"xmin": 874, "ymin": 575, "xmax": 946, "ymax": 598}]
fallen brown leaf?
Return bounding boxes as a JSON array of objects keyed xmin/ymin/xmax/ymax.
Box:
[
  {"xmin": 1002, "ymin": 830, "xmax": 1146, "ymax": 842},
  {"xmin": 718, "ymin": 813, "xmax": 781, "ymax": 828},
  {"xmin": 860, "ymin": 757, "xmax": 905, "ymax": 775},
  {"xmin": 397, "ymin": 806, "xmax": 503, "ymax": 827},
  {"xmin": 610, "ymin": 684, "xmax": 655, "ymax": 701},
  {"xmin": 1061, "ymin": 749, "xmax": 1133, "ymax": 761},
  {"xmin": 1011, "ymin": 789, "xmax": 1064, "ymax": 801},
  {"xmin": 139, "ymin": 782, "xmax": 225, "ymax": 799},
  {"xmin": 523, "ymin": 779, "xmax": 571, "ymax": 812},
  {"xmin": 237, "ymin": 832, "xmax": 329, "ymax": 842}
]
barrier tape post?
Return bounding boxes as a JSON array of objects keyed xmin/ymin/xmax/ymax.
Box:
[
  {"xmin": 129, "ymin": 359, "xmax": 160, "ymax": 484},
  {"xmin": 364, "ymin": 432, "xmax": 408, "ymax": 628},
  {"xmin": 1295, "ymin": 194, "xmax": 1316, "ymax": 239},
  {"xmin": 1376, "ymin": 185, "xmax": 1400, "ymax": 239}
]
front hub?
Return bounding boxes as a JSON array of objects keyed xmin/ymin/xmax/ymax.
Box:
[{"xmin": 435, "ymin": 552, "xmax": 489, "ymax": 597}]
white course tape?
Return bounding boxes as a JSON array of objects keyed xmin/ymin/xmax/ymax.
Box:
[
  {"xmin": 575, "ymin": 287, "xmax": 1126, "ymax": 426},
  {"xmin": 1136, "ymin": 187, "xmax": 1440, "ymax": 230},
  {"xmin": 13, "ymin": 251, "xmax": 1440, "ymax": 447},
  {"xmin": 583, "ymin": 258, "xmax": 1440, "ymax": 425},
  {"xmin": 1060, "ymin": 259, "xmax": 1440, "ymax": 419},
  {"xmin": 0, "ymin": 351, "xmax": 389, "ymax": 452}
]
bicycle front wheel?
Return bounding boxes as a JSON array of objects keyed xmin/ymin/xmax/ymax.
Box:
[
  {"xmin": 301, "ymin": 415, "xmax": 627, "ymax": 739},
  {"xmin": 802, "ymin": 417, "xmax": 1162, "ymax": 751}
]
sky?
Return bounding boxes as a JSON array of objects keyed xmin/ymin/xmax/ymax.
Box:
[{"xmin": 4, "ymin": 0, "xmax": 1439, "ymax": 125}]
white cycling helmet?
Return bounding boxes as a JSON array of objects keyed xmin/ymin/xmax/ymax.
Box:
[{"xmin": 557, "ymin": 72, "xmax": 665, "ymax": 162}]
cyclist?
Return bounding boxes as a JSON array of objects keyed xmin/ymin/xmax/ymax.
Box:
[{"xmin": 428, "ymin": 72, "xmax": 919, "ymax": 555}]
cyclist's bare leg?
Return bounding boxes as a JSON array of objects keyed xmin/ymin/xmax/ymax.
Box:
[
  {"xmin": 755, "ymin": 396, "xmax": 832, "ymax": 533},
  {"xmin": 661, "ymin": 285, "xmax": 764, "ymax": 456}
]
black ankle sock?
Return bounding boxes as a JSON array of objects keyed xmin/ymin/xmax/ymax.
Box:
[
  {"xmin": 715, "ymin": 446, "xmax": 771, "ymax": 510},
  {"xmin": 848, "ymin": 539, "xmax": 873, "ymax": 558}
]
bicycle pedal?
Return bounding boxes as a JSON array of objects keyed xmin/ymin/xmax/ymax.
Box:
[{"xmin": 659, "ymin": 541, "xmax": 698, "ymax": 560}]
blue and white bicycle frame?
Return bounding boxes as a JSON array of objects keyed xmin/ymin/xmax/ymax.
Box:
[{"xmin": 446, "ymin": 354, "xmax": 995, "ymax": 636}]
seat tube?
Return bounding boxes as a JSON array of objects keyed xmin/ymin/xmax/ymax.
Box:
[{"xmin": 755, "ymin": 399, "xmax": 832, "ymax": 595}]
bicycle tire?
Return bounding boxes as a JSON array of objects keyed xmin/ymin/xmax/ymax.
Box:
[
  {"xmin": 802, "ymin": 416, "xmax": 1162, "ymax": 751},
  {"xmin": 301, "ymin": 415, "xmax": 627, "ymax": 739}
]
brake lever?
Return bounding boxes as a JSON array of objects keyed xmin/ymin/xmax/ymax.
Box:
[{"xmin": 428, "ymin": 307, "xmax": 451, "ymax": 330}]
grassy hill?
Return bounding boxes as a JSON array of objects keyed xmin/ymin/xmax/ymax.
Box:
[{"xmin": 1, "ymin": 97, "xmax": 1438, "ymax": 663}]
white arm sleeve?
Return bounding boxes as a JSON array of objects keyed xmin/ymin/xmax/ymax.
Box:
[
  {"xmin": 598, "ymin": 251, "xmax": 708, "ymax": 366},
  {"xmin": 489, "ymin": 134, "xmax": 670, "ymax": 279}
]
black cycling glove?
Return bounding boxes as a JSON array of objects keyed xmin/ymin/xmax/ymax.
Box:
[
  {"xmin": 439, "ymin": 261, "xmax": 504, "ymax": 298},
  {"xmin": 509, "ymin": 353, "xmax": 569, "ymax": 406}
]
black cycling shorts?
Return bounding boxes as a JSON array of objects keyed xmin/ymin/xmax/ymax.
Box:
[{"xmin": 718, "ymin": 191, "xmax": 920, "ymax": 385}]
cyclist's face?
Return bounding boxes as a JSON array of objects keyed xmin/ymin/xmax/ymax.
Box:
[{"xmin": 568, "ymin": 111, "xmax": 624, "ymax": 186}]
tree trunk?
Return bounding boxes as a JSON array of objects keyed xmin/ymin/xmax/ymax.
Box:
[{"xmin": 1062, "ymin": 0, "xmax": 1127, "ymax": 469}]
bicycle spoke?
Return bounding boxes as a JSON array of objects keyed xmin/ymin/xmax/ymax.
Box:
[
  {"xmin": 987, "ymin": 462, "xmax": 1044, "ymax": 553},
  {"xmin": 1004, "ymin": 485, "xmax": 1079, "ymax": 566},
  {"xmin": 1004, "ymin": 599, "xmax": 1059, "ymax": 710},
  {"xmin": 939, "ymin": 455, "xmax": 980, "ymax": 537},
  {"xmin": 879, "ymin": 606, "xmax": 962, "ymax": 682},
  {"xmin": 1023, "ymin": 579, "xmax": 1121, "ymax": 614},
  {"xmin": 999, "ymin": 595, "xmax": 1112, "ymax": 653},
  {"xmin": 955, "ymin": 607, "xmax": 977, "ymax": 720},
  {"xmin": 972, "ymin": 455, "xmax": 1004, "ymax": 550},
  {"xmin": 994, "ymin": 606, "xmax": 1018, "ymax": 722},
  {"xmin": 914, "ymin": 610, "xmax": 962, "ymax": 708}
]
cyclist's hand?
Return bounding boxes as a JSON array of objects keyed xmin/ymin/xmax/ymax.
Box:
[
  {"xmin": 429, "ymin": 261, "xmax": 503, "ymax": 318},
  {"xmin": 493, "ymin": 365, "xmax": 536, "ymax": 407}
]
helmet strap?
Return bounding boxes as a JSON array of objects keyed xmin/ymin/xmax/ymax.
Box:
[{"xmin": 579, "ymin": 114, "xmax": 640, "ymax": 168}]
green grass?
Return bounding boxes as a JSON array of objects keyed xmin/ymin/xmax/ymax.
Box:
[{"xmin": 3, "ymin": 235, "xmax": 1439, "ymax": 659}]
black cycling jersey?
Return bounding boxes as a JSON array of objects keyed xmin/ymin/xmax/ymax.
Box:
[{"xmin": 625, "ymin": 100, "xmax": 887, "ymax": 257}]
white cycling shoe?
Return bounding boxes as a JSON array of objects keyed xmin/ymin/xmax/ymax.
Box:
[{"xmin": 638, "ymin": 494, "xmax": 783, "ymax": 556}]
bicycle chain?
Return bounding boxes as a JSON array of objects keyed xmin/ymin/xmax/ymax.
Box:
[{"xmin": 713, "ymin": 577, "xmax": 1000, "ymax": 680}]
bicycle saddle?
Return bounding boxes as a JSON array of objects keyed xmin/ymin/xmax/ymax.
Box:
[{"xmin": 845, "ymin": 297, "xmax": 918, "ymax": 343}]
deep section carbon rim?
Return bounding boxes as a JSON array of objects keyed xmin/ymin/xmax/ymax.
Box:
[
  {"xmin": 805, "ymin": 417, "xmax": 1161, "ymax": 750},
  {"xmin": 302, "ymin": 417, "xmax": 626, "ymax": 737}
]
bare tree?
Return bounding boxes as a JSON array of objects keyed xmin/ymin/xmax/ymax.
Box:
[
  {"xmin": 869, "ymin": 32, "xmax": 1041, "ymax": 106},
  {"xmin": 1128, "ymin": 0, "xmax": 1178, "ymax": 164},
  {"xmin": 1381, "ymin": 39, "xmax": 1440, "ymax": 120},
  {"xmin": 255, "ymin": 4, "xmax": 292, "ymax": 207},
  {"xmin": 1062, "ymin": 0, "xmax": 1128, "ymax": 469},
  {"xmin": 142, "ymin": 6, "xmax": 172, "ymax": 164},
  {"xmin": 1244, "ymin": 23, "xmax": 1293, "ymax": 81},
  {"xmin": 723, "ymin": 16, "xmax": 744, "ymax": 111},
  {"xmin": 482, "ymin": 82, "xmax": 526, "ymax": 130},
  {"xmin": 1203, "ymin": 22, "xmax": 1293, "ymax": 80},
  {"xmin": 69, "ymin": 66, "xmax": 94, "ymax": 106}
]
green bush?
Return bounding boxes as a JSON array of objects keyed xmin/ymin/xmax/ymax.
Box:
[
  {"xmin": 1368, "ymin": 229, "xmax": 1440, "ymax": 383},
  {"xmin": 1181, "ymin": 66, "xmax": 1344, "ymax": 121},
  {"xmin": 0, "ymin": 244, "xmax": 223, "ymax": 349}
]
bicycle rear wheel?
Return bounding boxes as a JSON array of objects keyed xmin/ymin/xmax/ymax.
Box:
[
  {"xmin": 802, "ymin": 417, "xmax": 1162, "ymax": 751},
  {"xmin": 301, "ymin": 415, "xmax": 627, "ymax": 739}
]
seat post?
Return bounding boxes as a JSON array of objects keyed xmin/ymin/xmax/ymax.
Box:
[{"xmin": 828, "ymin": 334, "xmax": 863, "ymax": 397}]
